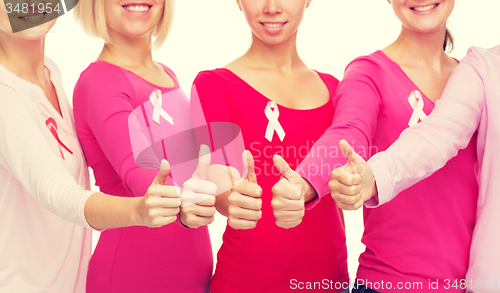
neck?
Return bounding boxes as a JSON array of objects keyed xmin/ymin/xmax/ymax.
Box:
[
  {"xmin": 245, "ymin": 33, "xmax": 304, "ymax": 73},
  {"xmin": 386, "ymin": 25, "xmax": 450, "ymax": 69},
  {"xmin": 0, "ymin": 32, "xmax": 46, "ymax": 84},
  {"xmin": 98, "ymin": 29, "xmax": 155, "ymax": 70}
]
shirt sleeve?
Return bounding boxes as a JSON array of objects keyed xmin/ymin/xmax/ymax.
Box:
[
  {"xmin": 297, "ymin": 59, "xmax": 383, "ymax": 209},
  {"xmin": 0, "ymin": 85, "xmax": 95, "ymax": 228},
  {"xmin": 73, "ymin": 64, "xmax": 158, "ymax": 198},
  {"xmin": 367, "ymin": 52, "xmax": 485, "ymax": 207}
]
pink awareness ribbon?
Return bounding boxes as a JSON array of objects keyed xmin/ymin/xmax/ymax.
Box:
[
  {"xmin": 45, "ymin": 117, "xmax": 73, "ymax": 160},
  {"xmin": 407, "ymin": 90, "xmax": 427, "ymax": 127}
]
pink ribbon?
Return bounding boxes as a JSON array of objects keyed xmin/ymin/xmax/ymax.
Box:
[{"xmin": 45, "ymin": 117, "xmax": 73, "ymax": 160}]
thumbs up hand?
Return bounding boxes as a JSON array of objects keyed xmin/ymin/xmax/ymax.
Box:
[
  {"xmin": 329, "ymin": 140, "xmax": 376, "ymax": 210},
  {"xmin": 271, "ymin": 155, "xmax": 310, "ymax": 229},
  {"xmin": 180, "ymin": 144, "xmax": 218, "ymax": 228},
  {"xmin": 138, "ymin": 159, "xmax": 181, "ymax": 228},
  {"xmin": 227, "ymin": 150, "xmax": 263, "ymax": 229}
]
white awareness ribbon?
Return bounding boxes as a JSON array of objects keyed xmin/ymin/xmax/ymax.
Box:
[
  {"xmin": 149, "ymin": 89, "xmax": 174, "ymax": 125},
  {"xmin": 407, "ymin": 90, "xmax": 427, "ymax": 127},
  {"xmin": 264, "ymin": 101, "xmax": 286, "ymax": 142}
]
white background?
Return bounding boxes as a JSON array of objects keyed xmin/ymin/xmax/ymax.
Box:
[{"xmin": 45, "ymin": 0, "xmax": 500, "ymax": 282}]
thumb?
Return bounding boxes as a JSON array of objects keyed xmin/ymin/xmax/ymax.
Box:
[
  {"xmin": 339, "ymin": 139, "xmax": 366, "ymax": 173},
  {"xmin": 155, "ymin": 159, "xmax": 171, "ymax": 185},
  {"xmin": 273, "ymin": 154, "xmax": 302, "ymax": 185},
  {"xmin": 242, "ymin": 150, "xmax": 257, "ymax": 184},
  {"xmin": 193, "ymin": 144, "xmax": 211, "ymax": 180}
]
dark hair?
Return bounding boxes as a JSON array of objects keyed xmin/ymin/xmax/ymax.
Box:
[{"xmin": 444, "ymin": 28, "xmax": 454, "ymax": 52}]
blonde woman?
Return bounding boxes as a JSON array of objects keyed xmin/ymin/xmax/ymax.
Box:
[{"xmin": 74, "ymin": 1, "xmax": 215, "ymax": 292}]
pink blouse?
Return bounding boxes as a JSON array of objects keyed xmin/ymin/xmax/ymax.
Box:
[{"xmin": 73, "ymin": 61, "xmax": 212, "ymax": 293}]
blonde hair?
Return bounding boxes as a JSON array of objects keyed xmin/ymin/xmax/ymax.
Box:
[{"xmin": 74, "ymin": 0, "xmax": 174, "ymax": 49}]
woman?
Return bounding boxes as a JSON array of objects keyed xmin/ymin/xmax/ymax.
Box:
[
  {"xmin": 333, "ymin": 45, "xmax": 500, "ymax": 293},
  {"xmin": 297, "ymin": 0, "xmax": 478, "ymax": 292},
  {"xmin": 73, "ymin": 0, "xmax": 216, "ymax": 292},
  {"xmin": 192, "ymin": 0, "xmax": 349, "ymax": 292},
  {"xmin": 0, "ymin": 1, "xmax": 184, "ymax": 292}
]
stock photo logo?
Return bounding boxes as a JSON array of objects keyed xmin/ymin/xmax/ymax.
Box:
[
  {"xmin": 3, "ymin": 0, "xmax": 78, "ymax": 33},
  {"xmin": 128, "ymin": 85, "xmax": 247, "ymax": 204}
]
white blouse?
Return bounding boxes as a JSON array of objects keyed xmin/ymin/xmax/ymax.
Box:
[{"xmin": 0, "ymin": 57, "xmax": 94, "ymax": 293}]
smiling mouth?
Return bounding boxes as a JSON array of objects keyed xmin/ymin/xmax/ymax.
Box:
[
  {"xmin": 411, "ymin": 3, "xmax": 439, "ymax": 12},
  {"xmin": 123, "ymin": 4, "xmax": 152, "ymax": 12},
  {"xmin": 261, "ymin": 22, "xmax": 287, "ymax": 28},
  {"xmin": 18, "ymin": 13, "xmax": 46, "ymax": 21}
]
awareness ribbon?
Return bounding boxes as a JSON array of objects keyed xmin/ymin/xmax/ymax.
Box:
[
  {"xmin": 150, "ymin": 89, "xmax": 174, "ymax": 125},
  {"xmin": 45, "ymin": 117, "xmax": 73, "ymax": 160},
  {"xmin": 264, "ymin": 101, "xmax": 285, "ymax": 142},
  {"xmin": 407, "ymin": 90, "xmax": 427, "ymax": 127}
]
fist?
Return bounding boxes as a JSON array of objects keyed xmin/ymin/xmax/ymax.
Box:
[
  {"xmin": 271, "ymin": 155, "xmax": 306, "ymax": 229},
  {"xmin": 180, "ymin": 145, "xmax": 218, "ymax": 228},
  {"xmin": 227, "ymin": 150, "xmax": 263, "ymax": 229}
]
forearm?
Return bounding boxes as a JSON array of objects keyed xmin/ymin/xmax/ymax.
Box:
[{"xmin": 84, "ymin": 192, "xmax": 142, "ymax": 230}]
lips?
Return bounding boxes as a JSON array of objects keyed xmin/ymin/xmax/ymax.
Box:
[
  {"xmin": 410, "ymin": 3, "xmax": 439, "ymax": 12},
  {"xmin": 17, "ymin": 12, "xmax": 47, "ymax": 24},
  {"xmin": 122, "ymin": 3, "xmax": 152, "ymax": 13},
  {"xmin": 260, "ymin": 21, "xmax": 287, "ymax": 28},
  {"xmin": 7, "ymin": 0, "xmax": 80, "ymax": 33}
]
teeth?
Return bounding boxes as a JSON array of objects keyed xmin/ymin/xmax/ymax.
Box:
[
  {"xmin": 125, "ymin": 5, "xmax": 150, "ymax": 12},
  {"xmin": 412, "ymin": 4, "xmax": 438, "ymax": 12},
  {"xmin": 264, "ymin": 23, "xmax": 285, "ymax": 28},
  {"xmin": 21, "ymin": 14, "xmax": 44, "ymax": 20}
]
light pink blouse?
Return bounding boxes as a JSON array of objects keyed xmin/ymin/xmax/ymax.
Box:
[{"xmin": 369, "ymin": 46, "xmax": 500, "ymax": 292}]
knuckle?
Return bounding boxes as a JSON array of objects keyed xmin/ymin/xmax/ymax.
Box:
[
  {"xmin": 256, "ymin": 186, "xmax": 263, "ymax": 197},
  {"xmin": 183, "ymin": 180, "xmax": 194, "ymax": 190},
  {"xmin": 328, "ymin": 180, "xmax": 335, "ymax": 191},
  {"xmin": 271, "ymin": 185, "xmax": 280, "ymax": 196},
  {"xmin": 149, "ymin": 219, "xmax": 159, "ymax": 227},
  {"xmin": 227, "ymin": 194, "xmax": 236, "ymax": 205},
  {"xmin": 146, "ymin": 186, "xmax": 157, "ymax": 195},
  {"xmin": 167, "ymin": 216, "xmax": 176, "ymax": 224},
  {"xmin": 277, "ymin": 221, "xmax": 287, "ymax": 229},
  {"xmin": 228, "ymin": 205, "xmax": 237, "ymax": 216},
  {"xmin": 270, "ymin": 199, "xmax": 279, "ymax": 210},
  {"xmin": 228, "ymin": 218, "xmax": 238, "ymax": 229},
  {"xmin": 148, "ymin": 209, "xmax": 157, "ymax": 219}
]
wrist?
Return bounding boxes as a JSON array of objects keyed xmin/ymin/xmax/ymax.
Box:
[
  {"xmin": 303, "ymin": 178, "xmax": 318, "ymax": 203},
  {"xmin": 370, "ymin": 177, "xmax": 378, "ymax": 200},
  {"xmin": 132, "ymin": 197, "xmax": 145, "ymax": 227}
]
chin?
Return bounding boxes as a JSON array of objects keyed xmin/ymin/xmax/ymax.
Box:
[
  {"xmin": 258, "ymin": 35, "xmax": 293, "ymax": 46},
  {"xmin": 5, "ymin": 21, "xmax": 53, "ymax": 40}
]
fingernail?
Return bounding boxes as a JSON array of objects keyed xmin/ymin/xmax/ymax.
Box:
[{"xmin": 160, "ymin": 159, "xmax": 168, "ymax": 170}]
